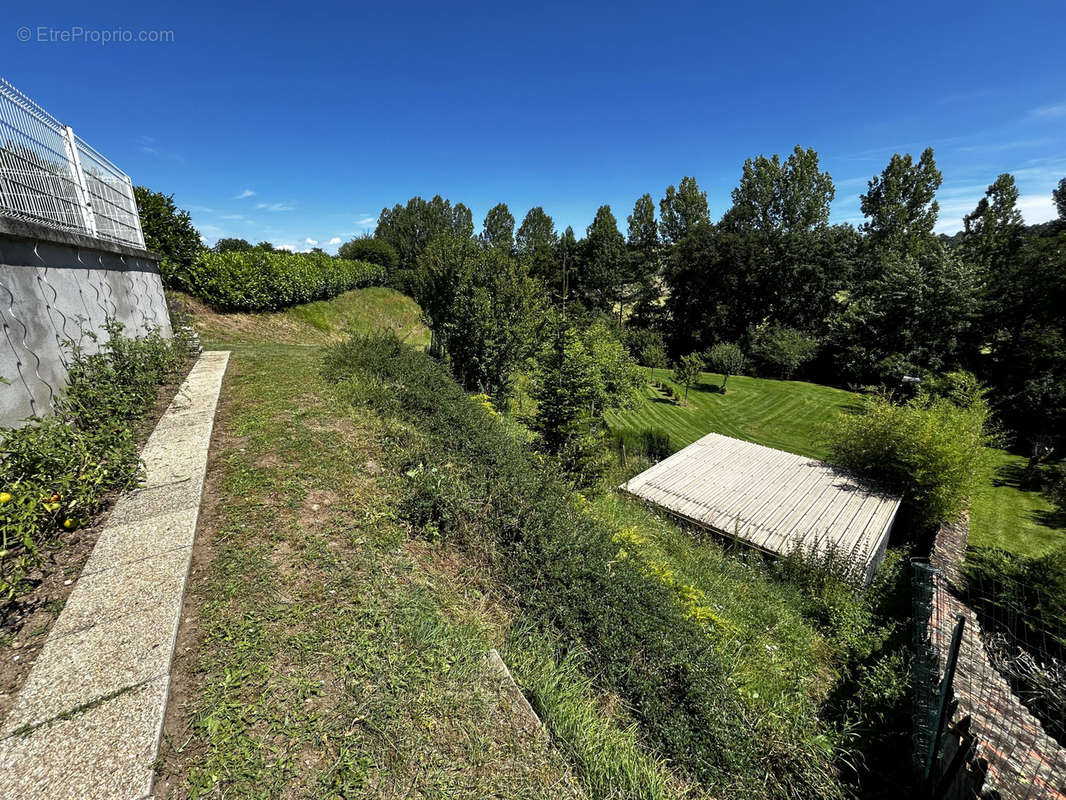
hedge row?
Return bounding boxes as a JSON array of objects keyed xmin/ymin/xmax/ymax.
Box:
[
  {"xmin": 322, "ymin": 332, "xmax": 845, "ymax": 798},
  {"xmin": 178, "ymin": 251, "xmax": 385, "ymax": 312}
]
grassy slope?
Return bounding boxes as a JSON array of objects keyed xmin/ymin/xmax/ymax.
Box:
[
  {"xmin": 159, "ymin": 290, "xmax": 580, "ymax": 798},
  {"xmin": 165, "ymin": 288, "xmax": 849, "ymax": 798},
  {"xmin": 608, "ymin": 370, "xmax": 1066, "ymax": 557}
]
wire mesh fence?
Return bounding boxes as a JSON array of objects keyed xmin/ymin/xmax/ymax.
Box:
[
  {"xmin": 0, "ymin": 76, "xmax": 145, "ymax": 248},
  {"xmin": 912, "ymin": 518, "xmax": 1066, "ymax": 800}
]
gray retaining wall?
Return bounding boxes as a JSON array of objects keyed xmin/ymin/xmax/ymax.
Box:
[{"xmin": 0, "ymin": 217, "xmax": 171, "ymax": 427}]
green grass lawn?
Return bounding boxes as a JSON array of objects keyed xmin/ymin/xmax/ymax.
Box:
[
  {"xmin": 606, "ymin": 370, "xmax": 858, "ymax": 460},
  {"xmin": 608, "ymin": 369, "xmax": 1066, "ymax": 558},
  {"xmin": 970, "ymin": 449, "xmax": 1066, "ymax": 556}
]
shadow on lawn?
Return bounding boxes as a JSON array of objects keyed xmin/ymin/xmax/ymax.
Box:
[{"xmin": 992, "ymin": 461, "xmax": 1030, "ymax": 490}]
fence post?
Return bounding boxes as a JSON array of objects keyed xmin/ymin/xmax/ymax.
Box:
[
  {"xmin": 925, "ymin": 614, "xmax": 967, "ymax": 784},
  {"xmin": 122, "ymin": 173, "xmax": 145, "ymax": 248},
  {"xmin": 61, "ymin": 125, "xmax": 97, "ymax": 238}
]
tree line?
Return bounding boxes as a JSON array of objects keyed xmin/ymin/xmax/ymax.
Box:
[{"xmin": 363, "ymin": 149, "xmax": 1065, "ymax": 457}]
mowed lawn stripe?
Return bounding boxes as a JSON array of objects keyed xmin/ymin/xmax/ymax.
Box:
[{"xmin": 607, "ymin": 370, "xmax": 855, "ymax": 460}]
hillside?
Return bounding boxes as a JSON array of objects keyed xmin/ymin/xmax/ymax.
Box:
[{"xmin": 158, "ymin": 289, "xmax": 873, "ymax": 799}]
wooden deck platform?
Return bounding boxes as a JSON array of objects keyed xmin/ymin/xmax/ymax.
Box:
[{"xmin": 621, "ymin": 433, "xmax": 901, "ymax": 583}]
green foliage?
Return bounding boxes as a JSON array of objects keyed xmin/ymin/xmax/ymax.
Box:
[
  {"xmin": 965, "ymin": 545, "xmax": 1066, "ymax": 741},
  {"xmin": 134, "ymin": 185, "xmax": 203, "ymax": 286},
  {"xmin": 659, "ymin": 177, "xmax": 710, "ymax": 244},
  {"xmin": 580, "ymin": 205, "xmax": 627, "ymax": 313},
  {"xmin": 528, "ymin": 316, "xmax": 643, "ymax": 484},
  {"xmin": 671, "ymin": 353, "xmax": 703, "ymax": 403},
  {"xmin": 503, "ymin": 632, "xmax": 681, "ymax": 800},
  {"xmin": 374, "ymin": 195, "xmax": 474, "ymax": 288},
  {"xmin": 725, "ymin": 145, "xmax": 835, "ymax": 234},
  {"xmin": 859, "ymin": 147, "xmax": 942, "ymax": 257},
  {"xmin": 480, "ymin": 202, "xmax": 515, "ymax": 252},
  {"xmin": 966, "ymin": 546, "xmax": 1066, "ymax": 660},
  {"xmin": 183, "ymin": 250, "xmax": 384, "ymax": 311},
  {"xmin": 825, "ymin": 389, "xmax": 995, "ymax": 525},
  {"xmin": 706, "ymin": 342, "xmax": 746, "ymax": 389},
  {"xmin": 337, "ymin": 236, "xmax": 399, "ymax": 275},
  {"xmin": 323, "ymin": 332, "xmax": 848, "ymax": 797},
  {"xmin": 1053, "ymin": 177, "xmax": 1066, "ymax": 221},
  {"xmin": 414, "ymin": 236, "xmax": 542, "ymax": 400},
  {"xmin": 827, "ymin": 243, "xmax": 979, "ymax": 385},
  {"xmin": 748, "ymin": 322, "xmax": 819, "ymax": 379},
  {"xmin": 611, "ymin": 426, "xmax": 672, "ymax": 462},
  {"xmin": 640, "ymin": 343, "xmax": 668, "ymax": 382},
  {"xmin": 0, "ymin": 322, "xmax": 186, "ymax": 600},
  {"xmin": 213, "ymin": 237, "xmax": 254, "ymax": 253}
]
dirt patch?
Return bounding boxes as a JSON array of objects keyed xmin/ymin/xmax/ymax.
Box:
[{"xmin": 0, "ymin": 354, "xmax": 196, "ymax": 723}]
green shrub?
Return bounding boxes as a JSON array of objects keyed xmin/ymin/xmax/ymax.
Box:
[
  {"xmin": 824, "ymin": 389, "xmax": 995, "ymax": 526},
  {"xmin": 337, "ymin": 237, "xmax": 399, "ymax": 275},
  {"xmin": 612, "ymin": 427, "xmax": 673, "ymax": 462},
  {"xmin": 323, "ymin": 332, "xmax": 847, "ymax": 798},
  {"xmin": 180, "ymin": 251, "xmax": 385, "ymax": 311},
  {"xmin": 748, "ymin": 322, "xmax": 819, "ymax": 379},
  {"xmin": 134, "ymin": 186, "xmax": 204, "ymax": 286},
  {"xmin": 1, "ymin": 322, "xmax": 187, "ymax": 601}
]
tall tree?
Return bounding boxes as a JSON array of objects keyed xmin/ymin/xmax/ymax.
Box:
[
  {"xmin": 581, "ymin": 205, "xmax": 627, "ymax": 314},
  {"xmin": 659, "ymin": 176, "xmax": 710, "ymax": 244},
  {"xmin": 552, "ymin": 225, "xmax": 581, "ymax": 303},
  {"xmin": 859, "ymin": 148, "xmax": 942, "ymax": 256},
  {"xmin": 516, "ymin": 206, "xmax": 559, "ymax": 284},
  {"xmin": 375, "ymin": 195, "xmax": 473, "ymax": 279},
  {"xmin": 626, "ymin": 193, "xmax": 662, "ymax": 323},
  {"xmin": 963, "ymin": 174, "xmax": 1024, "ymax": 347},
  {"xmin": 480, "ymin": 202, "xmax": 515, "ymax": 252},
  {"xmin": 516, "ymin": 206, "xmax": 558, "ymax": 254},
  {"xmin": 415, "ymin": 235, "xmax": 541, "ymax": 399},
  {"xmin": 1053, "ymin": 177, "xmax": 1066, "ymax": 221},
  {"xmin": 725, "ymin": 145, "xmax": 835, "ymax": 234}
]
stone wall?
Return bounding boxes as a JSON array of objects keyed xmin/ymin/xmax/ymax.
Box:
[
  {"xmin": 923, "ymin": 516, "xmax": 1066, "ymax": 799},
  {"xmin": 0, "ymin": 217, "xmax": 171, "ymax": 427}
]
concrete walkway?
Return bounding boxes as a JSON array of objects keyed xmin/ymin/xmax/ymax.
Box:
[{"xmin": 0, "ymin": 351, "xmax": 230, "ymax": 800}]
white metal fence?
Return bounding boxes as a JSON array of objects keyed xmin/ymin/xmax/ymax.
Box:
[{"xmin": 0, "ymin": 77, "xmax": 145, "ymax": 249}]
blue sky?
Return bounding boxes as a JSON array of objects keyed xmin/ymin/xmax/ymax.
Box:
[{"xmin": 6, "ymin": 0, "xmax": 1065, "ymax": 251}]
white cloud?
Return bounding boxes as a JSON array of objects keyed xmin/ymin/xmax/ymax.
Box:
[
  {"xmin": 357, "ymin": 216, "xmax": 376, "ymax": 226},
  {"xmin": 234, "ymin": 189, "xmax": 256, "ymax": 199},
  {"xmin": 1028, "ymin": 102, "xmax": 1066, "ymax": 120},
  {"xmin": 256, "ymin": 202, "xmax": 295, "ymax": 212},
  {"xmin": 328, "ymin": 236, "xmax": 342, "ymax": 245},
  {"xmin": 305, "ymin": 237, "xmax": 318, "ymax": 246},
  {"xmin": 1016, "ymin": 194, "xmax": 1057, "ymax": 225},
  {"xmin": 275, "ymin": 243, "xmax": 296, "ymax": 252}
]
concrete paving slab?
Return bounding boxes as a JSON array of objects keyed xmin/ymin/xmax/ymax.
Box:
[
  {"xmin": 80, "ymin": 509, "xmax": 198, "ymax": 577},
  {"xmin": 1, "ymin": 593, "xmax": 181, "ymax": 734},
  {"xmin": 51, "ymin": 545, "xmax": 192, "ymax": 637},
  {"xmin": 0, "ymin": 350, "xmax": 228, "ymax": 800},
  {"xmin": 0, "ymin": 675, "xmax": 169, "ymax": 800},
  {"xmin": 103, "ymin": 481, "xmax": 204, "ymax": 527}
]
